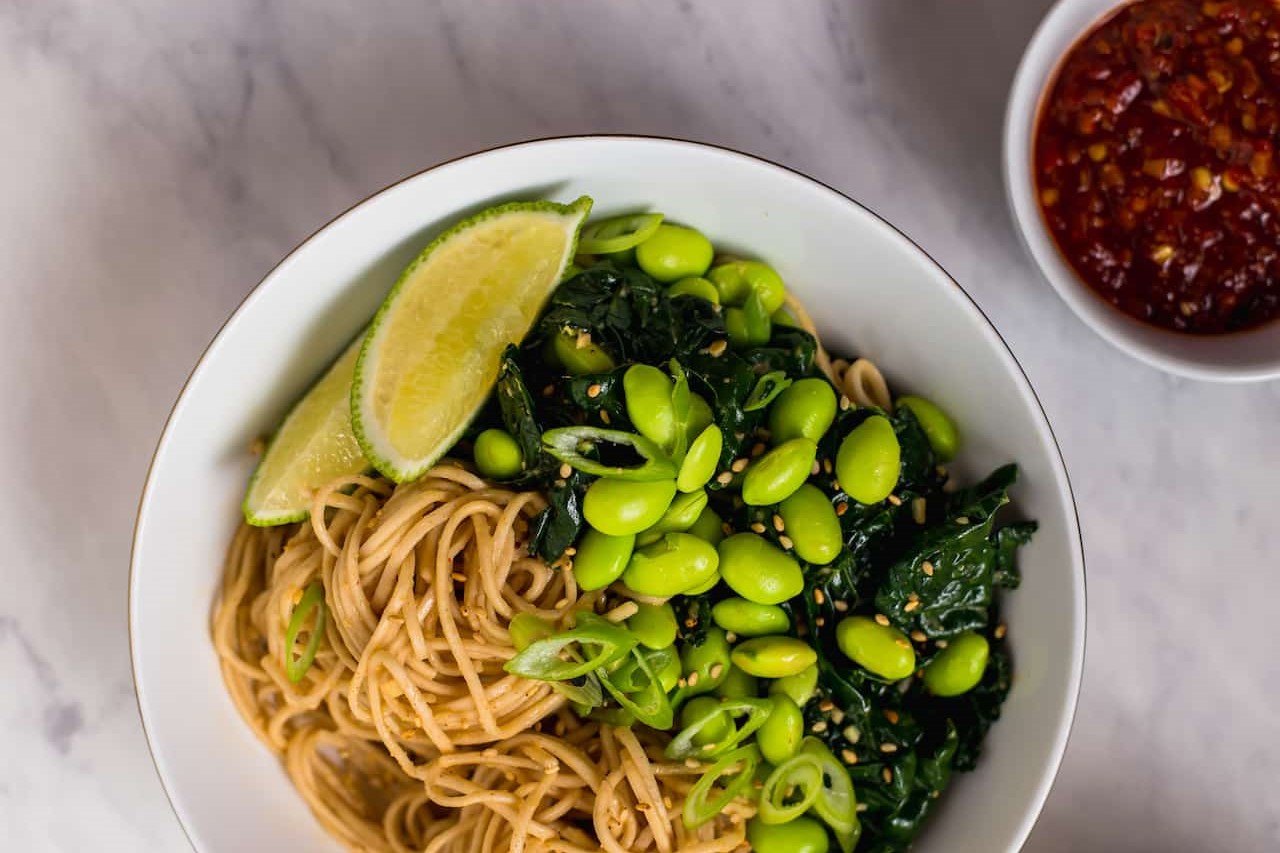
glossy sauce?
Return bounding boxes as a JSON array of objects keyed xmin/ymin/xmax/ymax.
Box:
[{"xmin": 1035, "ymin": 0, "xmax": 1280, "ymax": 334}]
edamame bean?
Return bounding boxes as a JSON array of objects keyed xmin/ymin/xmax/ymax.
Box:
[
  {"xmin": 680, "ymin": 696, "xmax": 733, "ymax": 746},
  {"xmin": 731, "ymin": 636, "xmax": 817, "ymax": 678},
  {"xmin": 635, "ymin": 224, "xmax": 714, "ymax": 282},
  {"xmin": 622, "ymin": 533, "xmax": 719, "ymax": 597},
  {"xmin": 715, "ymin": 664, "xmax": 759, "ymax": 699},
  {"xmin": 771, "ymin": 305, "xmax": 801, "ymax": 328},
  {"xmin": 742, "ymin": 290, "xmax": 772, "ymax": 346},
  {"xmin": 746, "ymin": 815, "xmax": 830, "ymax": 853},
  {"xmin": 507, "ymin": 613, "xmax": 554, "ymax": 651},
  {"xmin": 624, "ymin": 364, "xmax": 676, "ymax": 447},
  {"xmin": 707, "ymin": 260, "xmax": 787, "ymax": 313},
  {"xmin": 637, "ymin": 489, "xmax": 709, "ymax": 545},
  {"xmin": 724, "ymin": 307, "xmax": 750, "ymax": 349},
  {"xmin": 678, "ymin": 426, "xmax": 723, "ymax": 493},
  {"xmin": 742, "ymin": 438, "xmax": 817, "ymax": 506},
  {"xmin": 668, "ymin": 276, "xmax": 720, "ymax": 304},
  {"xmin": 778, "ymin": 484, "xmax": 842, "ymax": 565},
  {"xmin": 552, "ymin": 329, "xmax": 616, "ymax": 375},
  {"xmin": 657, "ymin": 652, "xmax": 683, "ymax": 692},
  {"xmin": 835, "ymin": 416, "xmax": 901, "ymax": 505},
  {"xmin": 768, "ymin": 663, "xmax": 818, "ymax": 708},
  {"xmin": 472, "ymin": 428, "xmax": 524, "ymax": 479},
  {"xmin": 923, "ymin": 631, "xmax": 989, "ymax": 697},
  {"xmin": 627, "ymin": 602, "xmax": 678, "ymax": 650},
  {"xmin": 718, "ymin": 534, "xmax": 804, "ymax": 605},
  {"xmin": 896, "ymin": 395, "xmax": 960, "ymax": 462},
  {"xmin": 687, "ymin": 505, "xmax": 725, "ymax": 547},
  {"xmin": 583, "ymin": 477, "xmax": 677, "ymax": 536},
  {"xmin": 768, "ymin": 378, "xmax": 837, "ymax": 444},
  {"xmin": 835, "ymin": 615, "xmax": 916, "ymax": 681},
  {"xmin": 688, "ymin": 394, "xmax": 714, "ymax": 439},
  {"xmin": 572, "ymin": 528, "xmax": 636, "ymax": 590},
  {"xmin": 680, "ymin": 627, "xmax": 731, "ymax": 696},
  {"xmin": 757, "ymin": 694, "xmax": 804, "ymax": 765},
  {"xmin": 684, "ymin": 571, "xmax": 720, "ymax": 596},
  {"xmin": 711, "ymin": 598, "xmax": 790, "ymax": 637}
]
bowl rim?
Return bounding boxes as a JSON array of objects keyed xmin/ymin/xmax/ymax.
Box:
[
  {"xmin": 129, "ymin": 133, "xmax": 1087, "ymax": 852},
  {"xmin": 1002, "ymin": 0, "xmax": 1280, "ymax": 382}
]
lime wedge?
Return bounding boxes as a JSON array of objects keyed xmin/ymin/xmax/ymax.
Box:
[
  {"xmin": 352, "ymin": 196, "xmax": 592, "ymax": 482},
  {"xmin": 243, "ymin": 334, "xmax": 369, "ymax": 525}
]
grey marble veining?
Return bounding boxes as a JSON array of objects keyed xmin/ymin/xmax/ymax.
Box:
[{"xmin": 1, "ymin": 0, "xmax": 1277, "ymax": 850}]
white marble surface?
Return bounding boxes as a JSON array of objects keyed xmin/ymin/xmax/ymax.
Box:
[{"xmin": 2, "ymin": 0, "xmax": 1277, "ymax": 850}]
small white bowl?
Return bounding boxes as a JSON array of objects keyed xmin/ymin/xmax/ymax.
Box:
[
  {"xmin": 131, "ymin": 136, "xmax": 1085, "ymax": 853},
  {"xmin": 1004, "ymin": 0, "xmax": 1280, "ymax": 381}
]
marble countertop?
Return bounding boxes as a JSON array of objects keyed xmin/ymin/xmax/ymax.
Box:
[{"xmin": 2, "ymin": 0, "xmax": 1277, "ymax": 850}]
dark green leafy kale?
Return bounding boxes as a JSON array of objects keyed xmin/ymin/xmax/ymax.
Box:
[
  {"xmin": 529, "ymin": 468, "xmax": 593, "ymax": 562},
  {"xmin": 495, "ymin": 347, "xmax": 554, "ymax": 482},
  {"xmin": 994, "ymin": 521, "xmax": 1036, "ymax": 590}
]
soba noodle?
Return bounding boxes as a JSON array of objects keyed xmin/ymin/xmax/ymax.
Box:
[{"xmin": 213, "ymin": 465, "xmax": 751, "ymax": 852}]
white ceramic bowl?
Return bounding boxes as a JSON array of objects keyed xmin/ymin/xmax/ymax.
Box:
[
  {"xmin": 1004, "ymin": 0, "xmax": 1280, "ymax": 382},
  {"xmin": 131, "ymin": 136, "xmax": 1085, "ymax": 853}
]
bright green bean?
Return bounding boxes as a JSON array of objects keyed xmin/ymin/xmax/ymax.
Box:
[
  {"xmin": 896, "ymin": 394, "xmax": 960, "ymax": 462},
  {"xmin": 684, "ymin": 570, "xmax": 721, "ymax": 596},
  {"xmin": 637, "ymin": 489, "xmax": 709, "ymax": 545},
  {"xmin": 687, "ymin": 393, "xmax": 714, "ymax": 440},
  {"xmin": 778, "ymin": 484, "xmax": 842, "ymax": 565},
  {"xmin": 572, "ymin": 529, "xmax": 636, "ymax": 590},
  {"xmin": 635, "ymin": 224, "xmax": 714, "ymax": 282},
  {"xmin": 757, "ymin": 694, "xmax": 804, "ymax": 765},
  {"xmin": 835, "ymin": 415, "xmax": 901, "ymax": 505},
  {"xmin": 626, "ymin": 602, "xmax": 678, "ymax": 650},
  {"xmin": 680, "ymin": 627, "xmax": 732, "ymax": 696},
  {"xmin": 718, "ymin": 533, "xmax": 804, "ymax": 605},
  {"xmin": 714, "ymin": 664, "xmax": 759, "ymax": 700},
  {"xmin": 711, "ymin": 598, "xmax": 790, "ymax": 637},
  {"xmin": 768, "ymin": 663, "xmax": 819, "ymax": 708},
  {"xmin": 472, "ymin": 428, "xmax": 524, "ymax": 479},
  {"xmin": 622, "ymin": 533, "xmax": 719, "ymax": 597},
  {"xmin": 742, "ymin": 438, "xmax": 817, "ymax": 506},
  {"xmin": 706, "ymin": 260, "xmax": 787, "ymax": 313},
  {"xmin": 923, "ymin": 631, "xmax": 989, "ymax": 696},
  {"xmin": 742, "ymin": 290, "xmax": 772, "ymax": 346},
  {"xmin": 768, "ymin": 378, "xmax": 837, "ymax": 444},
  {"xmin": 551, "ymin": 329, "xmax": 616, "ymax": 375},
  {"xmin": 687, "ymin": 505, "xmax": 725, "ymax": 547},
  {"xmin": 677, "ymin": 426, "xmax": 722, "ymax": 493},
  {"xmin": 835, "ymin": 615, "xmax": 916, "ymax": 681},
  {"xmin": 770, "ymin": 305, "xmax": 801, "ymax": 328},
  {"xmin": 582, "ymin": 477, "xmax": 677, "ymax": 536},
  {"xmin": 657, "ymin": 650, "xmax": 683, "ymax": 692},
  {"xmin": 746, "ymin": 816, "xmax": 830, "ymax": 853},
  {"xmin": 679, "ymin": 696, "xmax": 733, "ymax": 747},
  {"xmin": 668, "ymin": 276, "xmax": 720, "ymax": 304},
  {"xmin": 623, "ymin": 364, "xmax": 676, "ymax": 448},
  {"xmin": 724, "ymin": 307, "xmax": 750, "ymax": 349},
  {"xmin": 731, "ymin": 636, "xmax": 817, "ymax": 678}
]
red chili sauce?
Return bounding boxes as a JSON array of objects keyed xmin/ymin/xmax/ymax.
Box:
[{"xmin": 1035, "ymin": 0, "xmax": 1280, "ymax": 334}]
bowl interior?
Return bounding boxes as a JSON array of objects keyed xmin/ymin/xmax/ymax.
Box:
[
  {"xmin": 132, "ymin": 137, "xmax": 1084, "ymax": 852},
  {"xmin": 1005, "ymin": 0, "xmax": 1280, "ymax": 381}
]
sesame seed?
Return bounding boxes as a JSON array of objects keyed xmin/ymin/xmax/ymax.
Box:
[
  {"xmin": 882, "ymin": 768, "xmax": 893, "ymax": 784},
  {"xmin": 956, "ymin": 516, "xmax": 971, "ymax": 525},
  {"xmin": 772, "ymin": 514, "xmax": 785, "ymax": 532},
  {"xmin": 587, "ymin": 383, "xmax": 603, "ymax": 398},
  {"xmin": 721, "ymin": 523, "xmax": 734, "ymax": 535},
  {"xmin": 830, "ymin": 708, "xmax": 845, "ymax": 724},
  {"xmin": 875, "ymin": 614, "xmax": 890, "ymax": 627},
  {"xmin": 725, "ymin": 631, "xmax": 738, "ymax": 643},
  {"xmin": 895, "ymin": 638, "xmax": 911, "ymax": 650},
  {"xmin": 883, "ymin": 709, "xmax": 900, "ymax": 724},
  {"xmin": 687, "ymin": 671, "xmax": 700, "ymax": 687},
  {"xmin": 751, "ymin": 442, "xmax": 767, "ymax": 457},
  {"xmin": 731, "ymin": 457, "xmax": 750, "ymax": 473},
  {"xmin": 880, "ymin": 743, "xmax": 898, "ymax": 753},
  {"xmin": 935, "ymin": 639, "xmax": 949, "ymax": 649},
  {"xmin": 818, "ymin": 699, "xmax": 835, "ymax": 712},
  {"xmin": 815, "ymin": 616, "xmax": 825, "ymax": 627},
  {"xmin": 684, "ymin": 618, "xmax": 697, "ymax": 629},
  {"xmin": 451, "ymin": 572, "xmax": 467, "ymax": 583},
  {"xmin": 710, "ymin": 663, "xmax": 724, "ymax": 680},
  {"xmin": 599, "ymin": 409, "xmax": 610, "ymax": 424},
  {"xmin": 542, "ymin": 384, "xmax": 556, "ymax": 397},
  {"xmin": 887, "ymin": 494, "xmax": 903, "ymax": 507},
  {"xmin": 922, "ymin": 561, "xmax": 934, "ymax": 577},
  {"xmin": 910, "ymin": 630, "xmax": 927, "ymax": 643},
  {"xmin": 685, "ymin": 758, "xmax": 700, "ymax": 769},
  {"xmin": 702, "ymin": 742, "xmax": 717, "ymax": 752},
  {"xmin": 841, "ymin": 749, "xmax": 858, "ymax": 764},
  {"xmin": 716, "ymin": 471, "xmax": 734, "ymax": 485},
  {"xmin": 564, "ymin": 547, "xmax": 577, "ymax": 556},
  {"xmin": 907, "ymin": 592, "xmax": 919, "ymax": 602},
  {"xmin": 857, "ymin": 803, "xmax": 869, "ymax": 813},
  {"xmin": 750, "ymin": 522, "xmax": 766, "ymax": 534},
  {"xmin": 843, "ymin": 725, "xmax": 861, "ymax": 743},
  {"xmin": 559, "ymin": 464, "xmax": 572, "ymax": 479},
  {"xmin": 904, "ymin": 601, "xmax": 919, "ymax": 613},
  {"xmin": 823, "ymin": 459, "xmax": 833, "ymax": 474},
  {"xmin": 834, "ymin": 600, "xmax": 849, "ymax": 612},
  {"xmin": 839, "ymin": 395, "xmax": 852, "ymax": 411},
  {"xmin": 836, "ymin": 501, "xmax": 848, "ymax": 516},
  {"xmin": 810, "ymin": 460, "xmax": 821, "ymax": 475},
  {"xmin": 677, "ymin": 678, "xmax": 688, "ymax": 689},
  {"xmin": 912, "ymin": 497, "xmax": 927, "ymax": 524},
  {"xmin": 814, "ymin": 588, "xmax": 826, "ymax": 605},
  {"xmin": 779, "ymin": 535, "xmax": 794, "ymax": 550},
  {"xmin": 708, "ymin": 340, "xmax": 728, "ymax": 357},
  {"xmin": 995, "ymin": 624, "xmax": 1007, "ymax": 639},
  {"xmin": 811, "ymin": 721, "xmax": 828, "ymax": 733}
]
